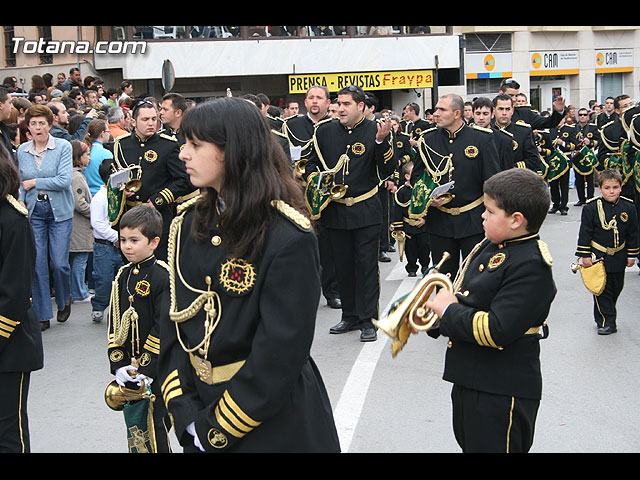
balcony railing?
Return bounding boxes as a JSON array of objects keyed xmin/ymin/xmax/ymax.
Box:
[{"xmin": 110, "ymin": 26, "xmax": 450, "ymax": 41}]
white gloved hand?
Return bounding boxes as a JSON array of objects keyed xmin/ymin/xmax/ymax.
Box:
[
  {"xmin": 115, "ymin": 365, "xmax": 138, "ymax": 386},
  {"xmin": 135, "ymin": 373, "xmax": 153, "ymax": 386},
  {"xmin": 186, "ymin": 422, "xmax": 205, "ymax": 452}
]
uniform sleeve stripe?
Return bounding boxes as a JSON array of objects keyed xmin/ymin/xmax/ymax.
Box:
[
  {"xmin": 472, "ymin": 311, "xmax": 501, "ymax": 349},
  {"xmin": 222, "ymin": 391, "xmax": 260, "ymax": 427}
]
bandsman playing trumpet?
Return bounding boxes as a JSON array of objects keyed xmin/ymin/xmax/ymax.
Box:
[{"xmin": 423, "ymin": 169, "xmax": 557, "ymax": 453}]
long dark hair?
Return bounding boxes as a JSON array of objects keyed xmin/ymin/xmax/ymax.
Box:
[
  {"xmin": 181, "ymin": 97, "xmax": 306, "ymax": 262},
  {"xmin": 0, "ymin": 143, "xmax": 19, "ymax": 199}
]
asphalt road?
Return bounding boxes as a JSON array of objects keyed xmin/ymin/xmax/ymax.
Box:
[{"xmin": 26, "ymin": 188, "xmax": 640, "ymax": 453}]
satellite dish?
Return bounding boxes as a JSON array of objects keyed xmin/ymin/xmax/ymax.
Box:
[{"xmin": 161, "ymin": 59, "xmax": 175, "ymax": 92}]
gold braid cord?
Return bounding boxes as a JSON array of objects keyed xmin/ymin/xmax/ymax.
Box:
[
  {"xmin": 166, "ymin": 197, "xmax": 222, "ymax": 356},
  {"xmin": 416, "ymin": 135, "xmax": 453, "ymax": 185},
  {"xmin": 597, "ymin": 198, "xmax": 619, "ymax": 248},
  {"xmin": 108, "ymin": 263, "xmax": 135, "ymax": 347}
]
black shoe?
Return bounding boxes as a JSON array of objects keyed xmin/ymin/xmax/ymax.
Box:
[
  {"xmin": 57, "ymin": 299, "xmax": 71, "ymax": 323},
  {"xmin": 330, "ymin": 320, "xmax": 360, "ymax": 334},
  {"xmin": 560, "ymin": 208, "xmax": 568, "ymax": 216},
  {"xmin": 40, "ymin": 320, "xmax": 50, "ymax": 331},
  {"xmin": 360, "ymin": 326, "xmax": 377, "ymax": 342},
  {"xmin": 379, "ymin": 252, "xmax": 391, "ymax": 262},
  {"xmin": 387, "ymin": 245, "xmax": 396, "ymax": 253},
  {"xmin": 327, "ymin": 297, "xmax": 342, "ymax": 309},
  {"xmin": 548, "ymin": 206, "xmax": 559, "ymax": 214},
  {"xmin": 597, "ymin": 326, "xmax": 617, "ymax": 335},
  {"xmin": 408, "ymin": 271, "xmax": 417, "ymax": 277},
  {"xmin": 574, "ymin": 200, "xmax": 584, "ymax": 206}
]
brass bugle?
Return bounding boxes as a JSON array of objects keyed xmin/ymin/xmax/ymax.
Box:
[
  {"xmin": 570, "ymin": 262, "xmax": 581, "ymax": 273},
  {"xmin": 104, "ymin": 378, "xmax": 150, "ymax": 411},
  {"xmin": 294, "ymin": 159, "xmax": 307, "ymax": 175},
  {"xmin": 374, "ymin": 252, "xmax": 452, "ymax": 357},
  {"xmin": 124, "ymin": 165, "xmax": 142, "ymax": 194}
]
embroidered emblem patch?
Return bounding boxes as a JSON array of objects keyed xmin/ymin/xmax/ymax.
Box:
[
  {"xmin": 488, "ymin": 252, "xmax": 506, "ymax": 269},
  {"xmin": 352, "ymin": 142, "xmax": 366, "ymax": 155},
  {"xmin": 135, "ymin": 280, "xmax": 151, "ymax": 296},
  {"xmin": 110, "ymin": 349, "xmax": 124, "ymax": 363},
  {"xmin": 208, "ymin": 428, "xmax": 228, "ymax": 449},
  {"xmin": 465, "ymin": 145, "xmax": 479, "ymax": 158},
  {"xmin": 144, "ymin": 149, "xmax": 158, "ymax": 163},
  {"xmin": 621, "ymin": 212, "xmax": 629, "ymax": 222},
  {"xmin": 219, "ymin": 258, "xmax": 256, "ymax": 295},
  {"xmin": 139, "ymin": 352, "xmax": 151, "ymax": 367}
]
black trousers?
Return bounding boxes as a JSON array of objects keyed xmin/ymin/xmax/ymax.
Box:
[
  {"xmin": 428, "ymin": 232, "xmax": 485, "ymax": 281},
  {"xmin": 574, "ymin": 171, "xmax": 594, "ymax": 203},
  {"xmin": 451, "ymin": 384, "xmax": 540, "ymax": 453},
  {"xmin": 593, "ymin": 271, "xmax": 625, "ymax": 329},
  {"xmin": 405, "ymin": 231, "xmax": 430, "ymax": 274},
  {"xmin": 326, "ymin": 224, "xmax": 380, "ymax": 327},
  {"xmin": 316, "ymin": 222, "xmax": 340, "ymax": 302},
  {"xmin": 378, "ymin": 188, "xmax": 392, "ymax": 253},
  {"xmin": 549, "ymin": 171, "xmax": 570, "ymax": 209},
  {"xmin": 0, "ymin": 372, "xmax": 31, "ymax": 453}
]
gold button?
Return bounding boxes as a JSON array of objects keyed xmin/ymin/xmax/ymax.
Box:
[
  {"xmin": 211, "ymin": 235, "xmax": 221, "ymax": 246},
  {"xmin": 447, "ymin": 341, "xmax": 453, "ymax": 348},
  {"xmin": 463, "ymin": 290, "xmax": 469, "ymax": 296},
  {"xmin": 479, "ymin": 264, "xmax": 484, "ymax": 272},
  {"xmin": 205, "ymin": 276, "xmax": 212, "ymax": 286}
]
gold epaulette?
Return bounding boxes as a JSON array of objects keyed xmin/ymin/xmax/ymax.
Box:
[
  {"xmin": 156, "ymin": 259, "xmax": 170, "ymax": 272},
  {"xmin": 176, "ymin": 194, "xmax": 202, "ymax": 215},
  {"xmin": 472, "ymin": 124, "xmax": 492, "ymax": 133},
  {"xmin": 537, "ymin": 239, "xmax": 553, "ymax": 266},
  {"xmin": 497, "ymin": 128, "xmax": 514, "ymax": 137},
  {"xmin": 314, "ymin": 117, "xmax": 334, "ymax": 129},
  {"xmin": 516, "ymin": 120, "xmax": 532, "ymax": 128},
  {"xmin": 271, "ymin": 129, "xmax": 287, "ymax": 138},
  {"xmin": 271, "ymin": 199, "xmax": 311, "ymax": 231},
  {"xmin": 6, "ymin": 194, "xmax": 27, "ymax": 216},
  {"xmin": 585, "ymin": 196, "xmax": 598, "ymax": 204},
  {"xmin": 159, "ymin": 133, "xmax": 178, "ymax": 142},
  {"xmin": 422, "ymin": 126, "xmax": 438, "ymax": 135},
  {"xmin": 620, "ymin": 195, "xmax": 635, "ymax": 203},
  {"xmin": 115, "ymin": 132, "xmax": 131, "ymax": 141}
]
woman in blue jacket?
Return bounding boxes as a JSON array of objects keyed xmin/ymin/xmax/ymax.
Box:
[{"xmin": 18, "ymin": 104, "xmax": 74, "ymax": 331}]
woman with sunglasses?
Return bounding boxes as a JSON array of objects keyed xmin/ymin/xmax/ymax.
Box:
[{"xmin": 157, "ymin": 97, "xmax": 340, "ymax": 453}]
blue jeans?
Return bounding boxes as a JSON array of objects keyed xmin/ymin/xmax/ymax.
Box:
[
  {"xmin": 69, "ymin": 252, "xmax": 91, "ymax": 301},
  {"xmin": 91, "ymin": 242, "xmax": 123, "ymax": 312},
  {"xmin": 30, "ymin": 200, "xmax": 73, "ymax": 322}
]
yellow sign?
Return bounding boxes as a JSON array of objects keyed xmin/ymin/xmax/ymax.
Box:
[{"xmin": 288, "ymin": 70, "xmax": 434, "ymax": 94}]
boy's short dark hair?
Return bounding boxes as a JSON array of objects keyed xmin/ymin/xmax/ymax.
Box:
[
  {"xmin": 597, "ymin": 168, "xmax": 622, "ymax": 186},
  {"xmin": 98, "ymin": 158, "xmax": 114, "ymax": 184},
  {"xmin": 483, "ymin": 168, "xmax": 550, "ymax": 233},
  {"xmin": 119, "ymin": 205, "xmax": 163, "ymax": 241}
]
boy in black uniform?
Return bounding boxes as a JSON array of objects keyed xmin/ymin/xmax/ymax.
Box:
[
  {"xmin": 425, "ymin": 168, "xmax": 557, "ymax": 453},
  {"xmin": 575, "ymin": 169, "xmax": 639, "ymax": 335},
  {"xmin": 107, "ymin": 205, "xmax": 172, "ymax": 452},
  {"xmin": 391, "ymin": 162, "xmax": 430, "ymax": 277}
]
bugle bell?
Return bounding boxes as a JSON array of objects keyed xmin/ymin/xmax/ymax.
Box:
[
  {"xmin": 104, "ymin": 378, "xmax": 151, "ymax": 411},
  {"xmin": 124, "ymin": 165, "xmax": 142, "ymax": 194},
  {"xmin": 374, "ymin": 252, "xmax": 453, "ymax": 357}
]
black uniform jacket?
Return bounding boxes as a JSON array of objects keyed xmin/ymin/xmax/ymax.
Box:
[
  {"xmin": 410, "ymin": 123, "xmax": 500, "ymax": 239},
  {"xmin": 158, "ymin": 197, "xmax": 340, "ymax": 452},
  {"xmin": 576, "ymin": 121, "xmax": 601, "ymax": 151},
  {"xmin": 575, "ymin": 196, "xmax": 639, "ymax": 273},
  {"xmin": 0, "ymin": 196, "xmax": 43, "ymax": 373},
  {"xmin": 439, "ymin": 234, "xmax": 556, "ymax": 400},
  {"xmin": 107, "ymin": 255, "xmax": 170, "ymax": 379},
  {"xmin": 305, "ymin": 116, "xmax": 395, "ymax": 229},
  {"xmin": 394, "ymin": 130, "xmax": 414, "ymax": 166},
  {"xmin": 513, "ymin": 104, "xmax": 564, "ymax": 130},
  {"xmin": 490, "ymin": 126, "xmax": 516, "ymax": 171},
  {"xmin": 113, "ymin": 131, "xmax": 193, "ymax": 212},
  {"xmin": 281, "ymin": 113, "xmax": 328, "ymax": 161},
  {"xmin": 498, "ymin": 120, "xmax": 540, "ymax": 171},
  {"xmin": 392, "ymin": 183, "xmax": 426, "ymax": 236}
]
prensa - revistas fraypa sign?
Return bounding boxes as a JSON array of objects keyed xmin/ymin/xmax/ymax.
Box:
[{"xmin": 288, "ymin": 70, "xmax": 434, "ymax": 94}]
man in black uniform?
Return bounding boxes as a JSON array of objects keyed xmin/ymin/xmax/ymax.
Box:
[
  {"xmin": 471, "ymin": 97, "xmax": 515, "ymax": 171},
  {"xmin": 499, "ymin": 78, "xmax": 566, "ymax": 129},
  {"xmin": 401, "ymin": 102, "xmax": 434, "ymax": 148},
  {"xmin": 595, "ymin": 96, "xmax": 618, "ymax": 129},
  {"xmin": 159, "ymin": 92, "xmax": 188, "ymax": 145},
  {"xmin": 597, "ymin": 95, "xmax": 636, "ymax": 199},
  {"xmin": 410, "ymin": 94, "xmax": 500, "ymax": 280},
  {"xmin": 547, "ymin": 117, "xmax": 578, "ymax": 215},
  {"xmin": 304, "ymin": 85, "xmax": 394, "ymax": 342},
  {"xmin": 492, "ymin": 94, "xmax": 540, "ymax": 171},
  {"xmin": 112, "ymin": 100, "xmax": 193, "ymax": 261},
  {"xmin": 0, "ymin": 150, "xmax": 44, "ymax": 452},
  {"xmin": 573, "ymin": 107, "xmax": 601, "ymax": 205},
  {"xmin": 281, "ymin": 86, "xmax": 341, "ymax": 309}
]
